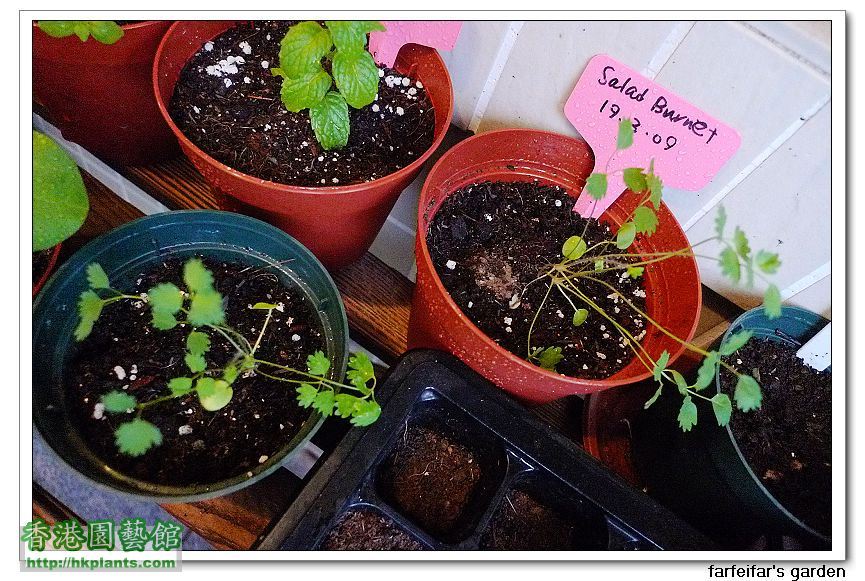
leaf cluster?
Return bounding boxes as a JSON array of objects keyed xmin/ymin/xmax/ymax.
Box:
[{"xmin": 38, "ymin": 21, "xmax": 124, "ymax": 44}]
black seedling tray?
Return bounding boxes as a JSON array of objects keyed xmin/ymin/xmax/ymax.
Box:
[{"xmin": 256, "ymin": 350, "xmax": 716, "ymax": 551}]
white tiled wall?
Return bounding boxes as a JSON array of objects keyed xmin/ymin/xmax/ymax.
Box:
[{"xmin": 369, "ymin": 20, "xmax": 832, "ymax": 317}]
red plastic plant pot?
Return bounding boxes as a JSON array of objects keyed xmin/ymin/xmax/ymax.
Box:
[
  {"xmin": 32, "ymin": 21, "xmax": 178, "ymax": 166},
  {"xmin": 153, "ymin": 21, "xmax": 454, "ymax": 271},
  {"xmin": 409, "ymin": 129, "xmax": 702, "ymax": 404}
]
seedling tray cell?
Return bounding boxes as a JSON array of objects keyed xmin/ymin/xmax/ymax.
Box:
[{"xmin": 259, "ymin": 350, "xmax": 715, "ymax": 551}]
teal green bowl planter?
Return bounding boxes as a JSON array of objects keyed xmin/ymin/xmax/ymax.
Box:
[
  {"xmin": 33, "ymin": 210, "xmax": 348, "ymax": 502},
  {"xmin": 633, "ymin": 306, "xmax": 831, "ymax": 549}
]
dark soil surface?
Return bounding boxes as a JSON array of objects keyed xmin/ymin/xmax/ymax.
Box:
[
  {"xmin": 427, "ymin": 180, "xmax": 649, "ymax": 378},
  {"xmin": 378, "ymin": 426, "xmax": 482, "ymax": 538},
  {"xmin": 33, "ymin": 248, "xmax": 54, "ymax": 285},
  {"xmin": 66, "ymin": 257, "xmax": 325, "ymax": 487},
  {"xmin": 321, "ymin": 509, "xmax": 424, "ymax": 550},
  {"xmin": 480, "ymin": 490, "xmax": 580, "ymax": 550},
  {"xmin": 169, "ymin": 21, "xmax": 435, "ymax": 187},
  {"xmin": 720, "ymin": 337, "xmax": 832, "ymax": 535}
]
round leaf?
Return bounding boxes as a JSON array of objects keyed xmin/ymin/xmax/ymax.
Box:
[
  {"xmin": 572, "ymin": 308, "xmax": 588, "ymax": 326},
  {"xmin": 197, "ymin": 378, "xmax": 233, "ymax": 412},
  {"xmin": 33, "ymin": 131, "xmax": 88, "ymax": 251},
  {"xmin": 101, "ymin": 391, "xmax": 137, "ymax": 413},
  {"xmin": 562, "ymin": 235, "xmax": 588, "ymax": 260},
  {"xmin": 616, "ymin": 222, "xmax": 637, "ymax": 250}
]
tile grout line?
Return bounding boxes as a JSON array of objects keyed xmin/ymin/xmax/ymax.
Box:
[
  {"xmin": 737, "ymin": 21, "xmax": 830, "ymax": 80},
  {"xmin": 641, "ymin": 21, "xmax": 695, "ymax": 79},
  {"xmin": 467, "ymin": 21, "xmax": 524, "ymax": 133},
  {"xmin": 682, "ymin": 95, "xmax": 830, "ymax": 231},
  {"xmin": 781, "ymin": 261, "xmax": 831, "ymax": 301}
]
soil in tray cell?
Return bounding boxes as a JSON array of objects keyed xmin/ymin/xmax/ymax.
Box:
[
  {"xmin": 320, "ymin": 508, "xmax": 424, "ymax": 550},
  {"xmin": 720, "ymin": 337, "xmax": 832, "ymax": 535},
  {"xmin": 168, "ymin": 20, "xmax": 435, "ymax": 187},
  {"xmin": 66, "ymin": 257, "xmax": 325, "ymax": 487},
  {"xmin": 427, "ymin": 180, "xmax": 649, "ymax": 379}
]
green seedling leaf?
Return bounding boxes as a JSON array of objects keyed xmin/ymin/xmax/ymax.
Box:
[
  {"xmin": 186, "ymin": 330, "xmax": 211, "ymax": 357},
  {"xmin": 307, "ymin": 351, "xmax": 331, "ymax": 376},
  {"xmin": 184, "ymin": 353, "xmax": 207, "ymax": 374},
  {"xmin": 646, "ymin": 172, "xmax": 663, "ymax": 209},
  {"xmin": 187, "ymin": 290, "xmax": 225, "ymax": 326},
  {"xmin": 197, "ymin": 378, "xmax": 233, "ymax": 412},
  {"xmin": 644, "ymin": 384, "xmax": 663, "ymax": 409},
  {"xmin": 280, "ymin": 67, "xmax": 332, "ymax": 112},
  {"xmin": 347, "ymin": 352, "xmax": 375, "ymax": 391},
  {"xmin": 37, "ymin": 21, "xmax": 77, "ymax": 38},
  {"xmin": 114, "ymin": 419, "xmax": 162, "ymax": 456},
  {"xmin": 626, "ymin": 266, "xmax": 644, "ymax": 279},
  {"xmin": 733, "ymin": 227, "xmax": 751, "ymax": 260},
  {"xmin": 75, "ymin": 290, "xmax": 103, "ymax": 341},
  {"xmin": 633, "ymin": 206, "xmax": 659, "ymax": 235},
  {"xmin": 670, "ymin": 370, "xmax": 689, "ymax": 395},
  {"xmin": 536, "ymin": 346, "xmax": 563, "ymax": 372},
  {"xmin": 350, "ymin": 399, "xmax": 381, "ymax": 427},
  {"xmin": 310, "ymin": 91, "xmax": 350, "ymax": 150},
  {"xmin": 617, "ymin": 118, "xmax": 634, "ymax": 149},
  {"xmin": 151, "ymin": 310, "xmax": 178, "ymax": 331},
  {"xmin": 38, "ymin": 21, "xmax": 124, "ymax": 44},
  {"xmin": 694, "ymin": 352, "xmax": 720, "ymax": 390},
  {"xmin": 734, "ymin": 374, "xmax": 762, "ymax": 412},
  {"xmin": 334, "ymin": 394, "xmax": 358, "ymax": 418},
  {"xmin": 296, "ymin": 383, "xmax": 318, "ymax": 408},
  {"xmin": 73, "ymin": 21, "xmax": 90, "ymax": 42},
  {"xmin": 332, "ymin": 48, "xmax": 379, "ymax": 108},
  {"xmin": 312, "ymin": 390, "xmax": 336, "ymax": 415},
  {"xmin": 86, "ymin": 263, "xmax": 110, "ymax": 289},
  {"xmin": 763, "ymin": 284, "xmax": 782, "ymax": 319},
  {"xmin": 720, "ymin": 248, "xmax": 741, "ymax": 284},
  {"xmin": 616, "ymin": 222, "xmax": 637, "ymax": 250},
  {"xmin": 714, "ymin": 206, "xmax": 727, "ymax": 238},
  {"xmin": 719, "ymin": 330, "xmax": 754, "ymax": 356},
  {"xmin": 168, "ymin": 377, "xmax": 193, "ymax": 396},
  {"xmin": 147, "ymin": 283, "xmax": 183, "ymax": 315},
  {"xmin": 572, "ymin": 308, "xmax": 589, "ymax": 326},
  {"xmin": 677, "ymin": 396, "xmax": 698, "ymax": 432},
  {"xmin": 623, "ymin": 168, "xmax": 647, "ymax": 193},
  {"xmin": 251, "ymin": 302, "xmax": 279, "ymax": 310},
  {"xmin": 33, "ymin": 131, "xmax": 89, "ymax": 251},
  {"xmin": 326, "ymin": 20, "xmax": 385, "ymax": 51},
  {"xmin": 562, "ymin": 235, "xmax": 588, "ymax": 260},
  {"xmin": 585, "ymin": 173, "xmax": 608, "ymax": 201},
  {"xmin": 755, "ymin": 250, "xmax": 781, "ymax": 274},
  {"xmin": 279, "ymin": 21, "xmax": 333, "ymax": 77},
  {"xmin": 101, "ymin": 391, "xmax": 136, "ymax": 413},
  {"xmin": 87, "ymin": 21, "xmax": 124, "ymax": 44},
  {"xmin": 183, "ymin": 258, "xmax": 215, "ymax": 294},
  {"xmin": 594, "ymin": 259, "xmax": 605, "ymax": 271},
  {"xmin": 711, "ymin": 393, "xmax": 732, "ymax": 426},
  {"xmin": 652, "ymin": 350, "xmax": 670, "ymax": 382},
  {"xmin": 222, "ymin": 364, "xmax": 239, "ymax": 385}
]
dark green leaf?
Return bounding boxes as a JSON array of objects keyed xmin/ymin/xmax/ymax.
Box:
[
  {"xmin": 101, "ymin": 391, "xmax": 136, "ymax": 413},
  {"xmin": 309, "ymin": 91, "xmax": 350, "ymax": 150},
  {"xmin": 86, "ymin": 263, "xmax": 110, "ymax": 289},
  {"xmin": 617, "ymin": 118, "xmax": 634, "ymax": 149},
  {"xmin": 280, "ymin": 67, "xmax": 332, "ymax": 112},
  {"xmin": 755, "ymin": 250, "xmax": 781, "ymax": 274},
  {"xmin": 720, "ymin": 248, "xmax": 741, "ymax": 284},
  {"xmin": 187, "ymin": 290, "xmax": 225, "ymax": 326},
  {"xmin": 307, "ymin": 351, "xmax": 331, "ymax": 376},
  {"xmin": 296, "ymin": 383, "xmax": 318, "ymax": 408},
  {"xmin": 763, "ymin": 284, "xmax": 782, "ymax": 319},
  {"xmin": 32, "ymin": 131, "xmax": 88, "ymax": 251},
  {"xmin": 87, "ymin": 21, "xmax": 123, "ymax": 44},
  {"xmin": 714, "ymin": 206, "xmax": 727, "ymax": 238},
  {"xmin": 75, "ymin": 290, "xmax": 103, "ymax": 341},
  {"xmin": 734, "ymin": 374, "xmax": 762, "ymax": 412},
  {"xmin": 197, "ymin": 378, "xmax": 233, "ymax": 411},
  {"xmin": 114, "ymin": 419, "xmax": 162, "ymax": 456},
  {"xmin": 616, "ymin": 222, "xmax": 637, "ymax": 250},
  {"xmin": 677, "ymin": 396, "xmax": 698, "ymax": 432},
  {"xmin": 711, "ymin": 393, "xmax": 732, "ymax": 426},
  {"xmin": 168, "ymin": 377, "xmax": 193, "ymax": 396},
  {"xmin": 562, "ymin": 235, "xmax": 587, "ymax": 260},
  {"xmin": 572, "ymin": 308, "xmax": 588, "ymax": 326},
  {"xmin": 719, "ymin": 330, "xmax": 753, "ymax": 356},
  {"xmin": 632, "ymin": 206, "xmax": 659, "ymax": 235},
  {"xmin": 147, "ymin": 282, "xmax": 183, "ymax": 315},
  {"xmin": 652, "ymin": 350, "xmax": 670, "ymax": 382},
  {"xmin": 350, "ymin": 399, "xmax": 381, "ymax": 426},
  {"xmin": 279, "ymin": 21, "xmax": 333, "ymax": 77},
  {"xmin": 186, "ymin": 330, "xmax": 211, "ymax": 358},
  {"xmin": 584, "ymin": 173, "xmax": 608, "ymax": 201},
  {"xmin": 622, "ymin": 168, "xmax": 647, "ymax": 193},
  {"xmin": 694, "ymin": 352, "xmax": 719, "ymax": 390}
]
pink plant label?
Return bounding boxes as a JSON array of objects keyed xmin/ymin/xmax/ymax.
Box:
[
  {"xmin": 368, "ymin": 21, "xmax": 462, "ymax": 67},
  {"xmin": 566, "ymin": 55, "xmax": 741, "ymax": 218}
]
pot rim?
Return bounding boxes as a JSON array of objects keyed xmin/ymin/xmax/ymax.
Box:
[
  {"xmin": 152, "ymin": 20, "xmax": 454, "ymax": 198},
  {"xmin": 31, "ymin": 20, "xmax": 167, "ymax": 32},
  {"xmin": 415, "ymin": 127, "xmax": 702, "ymax": 391},
  {"xmin": 32, "ymin": 209, "xmax": 346, "ymax": 502},
  {"xmin": 715, "ymin": 305, "xmax": 831, "ymax": 542}
]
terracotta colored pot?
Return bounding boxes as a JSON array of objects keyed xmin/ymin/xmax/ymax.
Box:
[
  {"xmin": 32, "ymin": 243, "xmax": 63, "ymax": 298},
  {"xmin": 153, "ymin": 21, "xmax": 454, "ymax": 271},
  {"xmin": 32, "ymin": 21, "xmax": 178, "ymax": 166},
  {"xmin": 409, "ymin": 129, "xmax": 702, "ymax": 403}
]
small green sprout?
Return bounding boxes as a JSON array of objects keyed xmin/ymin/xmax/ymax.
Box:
[
  {"xmin": 520, "ymin": 118, "xmax": 783, "ymax": 430},
  {"xmin": 37, "ymin": 21, "xmax": 124, "ymax": 44},
  {"xmin": 272, "ymin": 21, "xmax": 386, "ymax": 150},
  {"xmin": 76, "ymin": 258, "xmax": 380, "ymax": 456}
]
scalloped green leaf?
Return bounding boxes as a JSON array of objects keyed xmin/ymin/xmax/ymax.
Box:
[
  {"xmin": 280, "ymin": 67, "xmax": 332, "ymax": 112},
  {"xmin": 186, "ymin": 330, "xmax": 211, "ymax": 358},
  {"xmin": 584, "ymin": 173, "xmax": 608, "ymax": 201},
  {"xmin": 652, "ymin": 350, "xmax": 670, "ymax": 382},
  {"xmin": 763, "ymin": 284, "xmax": 782, "ymax": 319},
  {"xmin": 168, "ymin": 377, "xmax": 193, "ymax": 396},
  {"xmin": 714, "ymin": 206, "xmax": 727, "ymax": 238},
  {"xmin": 147, "ymin": 282, "xmax": 183, "ymax": 315},
  {"xmin": 312, "ymin": 389, "xmax": 336, "ymax": 416},
  {"xmin": 296, "ymin": 383, "xmax": 318, "ymax": 408},
  {"xmin": 677, "ymin": 396, "xmax": 698, "ymax": 432},
  {"xmin": 183, "ymin": 258, "xmax": 215, "ymax": 294},
  {"xmin": 85, "ymin": 263, "xmax": 110, "ymax": 289},
  {"xmin": 332, "ymin": 48, "xmax": 379, "ymax": 108},
  {"xmin": 720, "ymin": 248, "xmax": 741, "ymax": 284},
  {"xmin": 75, "ymin": 290, "xmax": 104, "ymax": 341},
  {"xmin": 633, "ymin": 206, "xmax": 659, "ymax": 235},
  {"xmin": 350, "ymin": 399, "xmax": 381, "ymax": 426},
  {"xmin": 279, "ymin": 21, "xmax": 333, "ymax": 77},
  {"xmin": 100, "ymin": 391, "xmax": 136, "ymax": 413},
  {"xmin": 711, "ymin": 393, "xmax": 732, "ymax": 426},
  {"xmin": 114, "ymin": 419, "xmax": 162, "ymax": 456},
  {"xmin": 187, "ymin": 290, "xmax": 225, "ymax": 327},
  {"xmin": 734, "ymin": 374, "xmax": 762, "ymax": 412},
  {"xmin": 623, "ymin": 168, "xmax": 647, "ymax": 193},
  {"xmin": 719, "ymin": 330, "xmax": 753, "ymax": 356},
  {"xmin": 695, "ymin": 352, "xmax": 720, "ymax": 390},
  {"xmin": 755, "ymin": 250, "xmax": 781, "ymax": 275},
  {"xmin": 307, "ymin": 351, "xmax": 331, "ymax": 376},
  {"xmin": 617, "ymin": 118, "xmax": 634, "ymax": 149}
]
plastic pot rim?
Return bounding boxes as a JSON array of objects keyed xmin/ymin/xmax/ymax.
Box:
[
  {"xmin": 414, "ymin": 127, "xmax": 702, "ymax": 391},
  {"xmin": 152, "ymin": 20, "xmax": 455, "ymax": 198}
]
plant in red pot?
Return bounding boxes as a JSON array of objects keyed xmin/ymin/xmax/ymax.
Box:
[
  {"xmin": 32, "ymin": 20, "xmax": 177, "ymax": 166},
  {"xmin": 153, "ymin": 20, "xmax": 454, "ymax": 270},
  {"xmin": 411, "ymin": 119, "xmax": 782, "ymax": 409}
]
